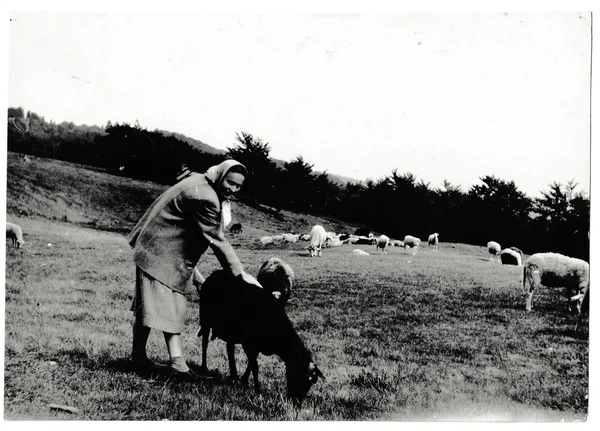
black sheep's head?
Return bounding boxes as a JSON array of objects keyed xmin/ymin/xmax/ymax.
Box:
[
  {"xmin": 286, "ymin": 360, "xmax": 324, "ymax": 406},
  {"xmin": 257, "ymin": 258, "xmax": 293, "ymax": 306},
  {"xmin": 567, "ymin": 287, "xmax": 587, "ymax": 314}
]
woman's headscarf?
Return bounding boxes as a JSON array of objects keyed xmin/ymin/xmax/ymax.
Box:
[{"xmin": 204, "ymin": 159, "xmax": 247, "ymax": 228}]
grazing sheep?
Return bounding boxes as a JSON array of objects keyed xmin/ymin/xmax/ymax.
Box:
[
  {"xmin": 428, "ymin": 233, "xmax": 439, "ymax": 252},
  {"xmin": 403, "ymin": 235, "xmax": 421, "ymax": 255},
  {"xmin": 282, "ymin": 233, "xmax": 300, "ymax": 243},
  {"xmin": 327, "ymin": 238, "xmax": 343, "ymax": 247},
  {"xmin": 307, "ymin": 225, "xmax": 327, "ymax": 257},
  {"xmin": 259, "ymin": 236, "xmax": 274, "ymax": 246},
  {"xmin": 198, "ymin": 270, "xmax": 324, "ymax": 405},
  {"xmin": 522, "ymin": 252, "xmax": 590, "ymax": 313},
  {"xmin": 230, "ymin": 223, "xmax": 242, "ymax": 234},
  {"xmin": 271, "ymin": 235, "xmax": 285, "ymax": 244},
  {"xmin": 500, "ymin": 248, "xmax": 522, "ymax": 266},
  {"xmin": 6, "ymin": 222, "xmax": 25, "ymax": 249},
  {"xmin": 487, "ymin": 241, "xmax": 501, "ymax": 262},
  {"xmin": 376, "ymin": 235, "xmax": 390, "ymax": 254},
  {"xmin": 257, "ymin": 258, "xmax": 294, "ymax": 305},
  {"xmin": 352, "ymin": 249, "xmax": 370, "ymax": 256}
]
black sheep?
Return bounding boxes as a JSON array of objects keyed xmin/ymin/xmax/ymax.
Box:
[{"xmin": 198, "ymin": 270, "xmax": 323, "ymax": 405}]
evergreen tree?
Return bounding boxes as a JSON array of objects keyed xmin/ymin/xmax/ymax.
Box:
[
  {"xmin": 466, "ymin": 176, "xmax": 532, "ymax": 247},
  {"xmin": 226, "ymin": 131, "xmax": 279, "ymax": 205},
  {"xmin": 532, "ymin": 181, "xmax": 589, "ymax": 260},
  {"xmin": 281, "ymin": 156, "xmax": 315, "ymax": 210}
]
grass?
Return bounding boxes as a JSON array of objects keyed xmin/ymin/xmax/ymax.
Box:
[{"xmin": 3, "ymin": 153, "xmax": 589, "ymax": 421}]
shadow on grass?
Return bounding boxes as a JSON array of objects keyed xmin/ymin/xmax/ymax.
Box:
[
  {"xmin": 98, "ymin": 356, "xmax": 234, "ymax": 387},
  {"xmin": 45, "ymin": 349, "xmax": 231, "ymax": 388}
]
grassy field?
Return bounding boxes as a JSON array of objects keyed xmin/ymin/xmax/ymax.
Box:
[{"xmin": 3, "ymin": 153, "xmax": 589, "ymax": 421}]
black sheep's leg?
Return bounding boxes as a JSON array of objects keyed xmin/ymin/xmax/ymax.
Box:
[
  {"xmin": 241, "ymin": 344, "xmax": 260, "ymax": 393},
  {"xmin": 251, "ymin": 357, "xmax": 260, "ymax": 392},
  {"xmin": 226, "ymin": 342, "xmax": 239, "ymax": 381},
  {"xmin": 240, "ymin": 360, "xmax": 251, "ymax": 386},
  {"xmin": 199, "ymin": 328, "xmax": 210, "ymax": 374}
]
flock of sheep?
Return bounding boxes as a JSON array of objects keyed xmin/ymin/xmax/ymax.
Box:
[
  {"xmin": 256, "ymin": 224, "xmax": 439, "ymax": 258},
  {"xmin": 250, "ymin": 223, "xmax": 590, "ymax": 319}
]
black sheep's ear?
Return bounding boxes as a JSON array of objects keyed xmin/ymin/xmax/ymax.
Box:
[{"xmin": 308, "ymin": 362, "xmax": 325, "ymax": 382}]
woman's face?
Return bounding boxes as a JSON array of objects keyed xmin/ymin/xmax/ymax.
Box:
[{"xmin": 218, "ymin": 171, "xmax": 245, "ymax": 200}]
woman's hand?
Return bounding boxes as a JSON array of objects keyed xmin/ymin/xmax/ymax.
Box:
[{"xmin": 240, "ymin": 271, "xmax": 262, "ymax": 288}]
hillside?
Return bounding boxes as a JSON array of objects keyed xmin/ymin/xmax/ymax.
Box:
[{"xmin": 5, "ymin": 152, "xmax": 362, "ymax": 239}]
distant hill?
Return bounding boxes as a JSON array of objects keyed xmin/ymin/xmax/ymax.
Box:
[
  {"xmin": 155, "ymin": 128, "xmax": 362, "ymax": 187},
  {"xmin": 153, "ymin": 129, "xmax": 227, "ymax": 156}
]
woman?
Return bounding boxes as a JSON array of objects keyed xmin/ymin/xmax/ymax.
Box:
[{"xmin": 127, "ymin": 159, "xmax": 261, "ymax": 380}]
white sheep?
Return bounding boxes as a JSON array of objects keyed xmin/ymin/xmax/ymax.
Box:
[
  {"xmin": 307, "ymin": 225, "xmax": 327, "ymax": 257},
  {"xmin": 376, "ymin": 235, "xmax": 390, "ymax": 254},
  {"xmin": 282, "ymin": 233, "xmax": 299, "ymax": 243},
  {"xmin": 487, "ymin": 241, "xmax": 501, "ymax": 262},
  {"xmin": 352, "ymin": 249, "xmax": 370, "ymax": 256},
  {"xmin": 299, "ymin": 234, "xmax": 311, "ymax": 241},
  {"xmin": 328, "ymin": 238, "xmax": 343, "ymax": 247},
  {"xmin": 500, "ymin": 248, "xmax": 522, "ymax": 266},
  {"xmin": 257, "ymin": 258, "xmax": 294, "ymax": 304},
  {"xmin": 522, "ymin": 252, "xmax": 589, "ymax": 313},
  {"xmin": 259, "ymin": 236, "xmax": 274, "ymax": 246},
  {"xmin": 271, "ymin": 235, "xmax": 285, "ymax": 244},
  {"xmin": 428, "ymin": 233, "xmax": 439, "ymax": 252},
  {"xmin": 403, "ymin": 235, "xmax": 421, "ymax": 255},
  {"xmin": 6, "ymin": 222, "xmax": 25, "ymax": 249},
  {"xmin": 390, "ymin": 240, "xmax": 404, "ymax": 247}
]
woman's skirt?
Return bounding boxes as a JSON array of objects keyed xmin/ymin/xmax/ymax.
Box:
[{"xmin": 131, "ymin": 267, "xmax": 187, "ymax": 334}]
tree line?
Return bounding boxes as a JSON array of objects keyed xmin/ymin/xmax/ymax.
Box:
[{"xmin": 7, "ymin": 107, "xmax": 589, "ymax": 261}]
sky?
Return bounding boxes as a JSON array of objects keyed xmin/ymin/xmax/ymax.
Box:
[{"xmin": 6, "ymin": 7, "xmax": 592, "ymax": 199}]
